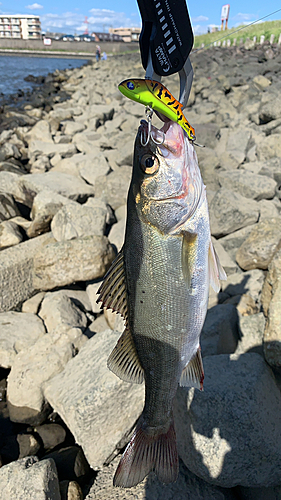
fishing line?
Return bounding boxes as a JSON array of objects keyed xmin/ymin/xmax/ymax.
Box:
[{"xmin": 193, "ymin": 7, "xmax": 281, "ymax": 52}]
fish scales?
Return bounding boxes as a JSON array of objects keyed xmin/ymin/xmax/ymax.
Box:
[{"xmin": 97, "ymin": 119, "xmax": 226, "ymax": 488}]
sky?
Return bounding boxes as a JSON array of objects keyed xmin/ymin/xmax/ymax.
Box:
[{"xmin": 0, "ymin": 1, "xmax": 280, "ymax": 35}]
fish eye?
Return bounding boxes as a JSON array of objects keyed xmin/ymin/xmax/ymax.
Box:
[
  {"xmin": 127, "ymin": 81, "xmax": 135, "ymax": 90},
  {"xmin": 140, "ymin": 154, "xmax": 159, "ymax": 175}
]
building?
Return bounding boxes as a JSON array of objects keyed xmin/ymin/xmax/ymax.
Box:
[
  {"xmin": 0, "ymin": 15, "xmax": 41, "ymax": 39},
  {"xmin": 91, "ymin": 31, "xmax": 123, "ymax": 42},
  {"xmin": 108, "ymin": 27, "xmax": 141, "ymax": 42}
]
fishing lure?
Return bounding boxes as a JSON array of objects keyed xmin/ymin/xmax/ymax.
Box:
[{"xmin": 118, "ymin": 78, "xmax": 196, "ymax": 142}]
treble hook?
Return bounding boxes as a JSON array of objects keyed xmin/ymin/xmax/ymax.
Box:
[{"xmin": 140, "ymin": 106, "xmax": 165, "ymax": 147}]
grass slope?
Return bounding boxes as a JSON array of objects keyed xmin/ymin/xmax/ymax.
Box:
[{"xmin": 193, "ymin": 20, "xmax": 281, "ymax": 48}]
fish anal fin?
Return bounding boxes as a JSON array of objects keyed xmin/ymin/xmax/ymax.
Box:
[
  {"xmin": 113, "ymin": 419, "xmax": 179, "ymax": 488},
  {"xmin": 180, "ymin": 347, "xmax": 204, "ymax": 391},
  {"xmin": 208, "ymin": 241, "xmax": 227, "ymax": 293},
  {"xmin": 97, "ymin": 248, "xmax": 128, "ymax": 321},
  {"xmin": 108, "ymin": 328, "xmax": 144, "ymax": 384},
  {"xmin": 182, "ymin": 232, "xmax": 198, "ymax": 288}
]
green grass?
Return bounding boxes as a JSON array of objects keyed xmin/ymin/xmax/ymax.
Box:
[{"xmin": 193, "ymin": 19, "xmax": 281, "ymax": 48}]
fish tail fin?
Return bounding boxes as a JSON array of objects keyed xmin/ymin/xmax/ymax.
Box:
[{"xmin": 113, "ymin": 419, "xmax": 179, "ymax": 488}]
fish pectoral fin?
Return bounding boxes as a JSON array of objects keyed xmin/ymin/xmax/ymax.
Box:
[
  {"xmin": 180, "ymin": 347, "xmax": 204, "ymax": 391},
  {"xmin": 181, "ymin": 232, "xmax": 198, "ymax": 288},
  {"xmin": 108, "ymin": 328, "xmax": 144, "ymax": 384},
  {"xmin": 208, "ymin": 241, "xmax": 227, "ymax": 293},
  {"xmin": 96, "ymin": 247, "xmax": 128, "ymax": 322}
]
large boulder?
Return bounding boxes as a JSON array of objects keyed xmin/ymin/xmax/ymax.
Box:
[
  {"xmin": 0, "ymin": 311, "xmax": 46, "ymax": 368},
  {"xmin": 174, "ymin": 353, "xmax": 281, "ymax": 488},
  {"xmin": 0, "ymin": 456, "xmax": 60, "ymax": 500},
  {"xmin": 261, "ymin": 248, "xmax": 281, "ymax": 368},
  {"xmin": 236, "ymin": 218, "xmax": 281, "ymax": 270},
  {"xmin": 44, "ymin": 329, "xmax": 145, "ymax": 469},
  {"xmin": 209, "ymin": 188, "xmax": 259, "ymax": 238}
]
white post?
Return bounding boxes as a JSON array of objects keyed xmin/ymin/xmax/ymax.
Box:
[
  {"xmin": 233, "ymin": 38, "xmax": 237, "ymax": 46},
  {"xmin": 260, "ymin": 35, "xmax": 265, "ymax": 44},
  {"xmin": 227, "ymin": 39, "xmax": 231, "ymax": 47},
  {"xmin": 217, "ymin": 40, "xmax": 221, "ymax": 46},
  {"xmin": 253, "ymin": 36, "xmax": 256, "ymax": 44},
  {"xmin": 201, "ymin": 43, "xmax": 205, "ymax": 48},
  {"xmin": 278, "ymin": 33, "xmax": 281, "ymax": 45},
  {"xmin": 214, "ymin": 41, "xmax": 217, "ymax": 47},
  {"xmin": 222, "ymin": 39, "xmax": 226, "ymax": 47},
  {"xmin": 270, "ymin": 34, "xmax": 275, "ymax": 44}
]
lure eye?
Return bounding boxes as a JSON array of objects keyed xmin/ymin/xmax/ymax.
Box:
[
  {"xmin": 127, "ymin": 81, "xmax": 135, "ymax": 90},
  {"xmin": 140, "ymin": 154, "xmax": 159, "ymax": 175}
]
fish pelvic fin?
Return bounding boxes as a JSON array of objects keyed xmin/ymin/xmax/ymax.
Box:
[
  {"xmin": 113, "ymin": 419, "xmax": 179, "ymax": 488},
  {"xmin": 96, "ymin": 247, "xmax": 128, "ymax": 323},
  {"xmin": 180, "ymin": 346, "xmax": 204, "ymax": 391},
  {"xmin": 107, "ymin": 327, "xmax": 144, "ymax": 384},
  {"xmin": 208, "ymin": 241, "xmax": 227, "ymax": 293}
]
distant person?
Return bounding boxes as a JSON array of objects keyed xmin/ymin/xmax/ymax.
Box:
[
  {"xmin": 96, "ymin": 45, "xmax": 101, "ymax": 62},
  {"xmin": 101, "ymin": 51, "xmax": 107, "ymax": 60}
]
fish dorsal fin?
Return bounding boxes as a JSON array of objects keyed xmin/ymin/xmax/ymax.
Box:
[
  {"xmin": 180, "ymin": 347, "xmax": 204, "ymax": 391},
  {"xmin": 182, "ymin": 232, "xmax": 198, "ymax": 288},
  {"xmin": 96, "ymin": 248, "xmax": 128, "ymax": 322},
  {"xmin": 208, "ymin": 241, "xmax": 227, "ymax": 293},
  {"xmin": 108, "ymin": 328, "xmax": 144, "ymax": 384}
]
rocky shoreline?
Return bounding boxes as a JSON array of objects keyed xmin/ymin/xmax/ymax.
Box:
[{"xmin": 0, "ymin": 43, "xmax": 281, "ymax": 499}]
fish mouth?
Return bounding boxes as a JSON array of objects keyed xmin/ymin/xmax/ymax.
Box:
[{"xmin": 138, "ymin": 120, "xmax": 184, "ymax": 157}]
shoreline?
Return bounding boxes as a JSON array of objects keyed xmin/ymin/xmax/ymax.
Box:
[{"xmin": 0, "ymin": 48, "xmax": 97, "ymax": 59}]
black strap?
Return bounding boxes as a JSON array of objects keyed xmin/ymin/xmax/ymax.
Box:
[{"xmin": 137, "ymin": 0, "xmax": 193, "ymax": 77}]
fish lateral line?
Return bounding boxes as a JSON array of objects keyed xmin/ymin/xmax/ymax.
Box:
[{"xmin": 118, "ymin": 78, "xmax": 196, "ymax": 142}]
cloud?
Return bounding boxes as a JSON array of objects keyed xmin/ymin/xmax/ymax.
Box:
[
  {"xmin": 192, "ymin": 24, "xmax": 208, "ymax": 35},
  {"xmin": 192, "ymin": 15, "xmax": 208, "ymax": 23},
  {"xmin": 26, "ymin": 3, "xmax": 43, "ymax": 9},
  {"xmin": 41, "ymin": 8, "xmax": 140, "ymax": 33},
  {"xmin": 232, "ymin": 12, "xmax": 256, "ymax": 23}
]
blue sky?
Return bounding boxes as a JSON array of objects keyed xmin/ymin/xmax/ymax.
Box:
[{"xmin": 0, "ymin": 1, "xmax": 280, "ymax": 35}]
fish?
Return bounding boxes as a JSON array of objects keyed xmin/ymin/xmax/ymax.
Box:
[
  {"xmin": 97, "ymin": 120, "xmax": 226, "ymax": 488},
  {"xmin": 118, "ymin": 78, "xmax": 196, "ymax": 142}
]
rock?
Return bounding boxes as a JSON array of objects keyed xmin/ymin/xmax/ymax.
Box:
[
  {"xmin": 219, "ymin": 225, "xmax": 256, "ymax": 262},
  {"xmin": 62, "ymin": 121, "xmax": 86, "ymax": 136},
  {"xmin": 28, "ymin": 189, "xmax": 77, "ymax": 238},
  {"xmin": 39, "ymin": 291, "xmax": 88, "ymax": 333},
  {"xmin": 0, "ymin": 192, "xmax": 20, "ymax": 221},
  {"xmin": 0, "ymin": 233, "xmax": 51, "ymax": 313},
  {"xmin": 0, "ymin": 172, "xmax": 30, "ymax": 205},
  {"xmin": 221, "ymin": 269, "xmax": 265, "ymax": 305},
  {"xmin": 0, "ymin": 220, "xmax": 23, "ymax": 249},
  {"xmin": 86, "ymin": 281, "xmax": 103, "ymax": 314},
  {"xmin": 51, "ymin": 203, "xmax": 106, "ymax": 241},
  {"xmin": 174, "ymin": 353, "xmax": 281, "ymax": 488},
  {"xmin": 0, "ymin": 143, "xmax": 21, "ymax": 162},
  {"xmin": 21, "ymin": 292, "xmax": 46, "ymax": 314},
  {"xmin": 108, "ymin": 217, "xmax": 126, "ymax": 251},
  {"xmin": 0, "ymin": 456, "xmax": 61, "ymax": 500},
  {"xmin": 44, "ymin": 329, "xmax": 145, "ymax": 469},
  {"xmin": 258, "ymin": 200, "xmax": 280, "ymax": 221},
  {"xmin": 256, "ymin": 134, "xmax": 281, "ymax": 160},
  {"xmin": 218, "ymin": 171, "xmax": 276, "ymax": 201},
  {"xmin": 45, "ymin": 446, "xmax": 90, "ymax": 482},
  {"xmin": 86, "ymin": 315, "xmax": 109, "ymax": 334},
  {"xmin": 209, "ymin": 188, "xmax": 259, "ymax": 238},
  {"xmin": 235, "ymin": 312, "xmax": 265, "ymax": 357},
  {"xmin": 29, "ymin": 155, "xmax": 51, "ymax": 173},
  {"xmin": 35, "ymin": 424, "xmax": 66, "ymax": 451},
  {"xmin": 253, "ymin": 75, "xmax": 271, "ymax": 91},
  {"xmin": 201, "ymin": 304, "xmax": 239, "ymax": 357},
  {"xmin": 85, "ymin": 456, "xmax": 236, "ymax": 500},
  {"xmin": 103, "ymin": 308, "xmax": 125, "ymax": 332},
  {"xmin": 259, "ymin": 95, "xmax": 281, "ymax": 123},
  {"xmin": 17, "ymin": 433, "xmax": 41, "ymax": 458},
  {"xmin": 78, "ymin": 154, "xmax": 110, "ymax": 186},
  {"xmin": 261, "ymin": 248, "xmax": 281, "ymax": 368},
  {"xmin": 236, "ymin": 218, "xmax": 281, "ymax": 270},
  {"xmin": 18, "ymin": 172, "xmax": 95, "ymax": 206},
  {"xmin": 33, "ymin": 235, "xmax": 115, "ymax": 291},
  {"xmin": 25, "ymin": 120, "xmax": 53, "ymax": 144},
  {"xmin": 94, "ymin": 166, "xmax": 132, "ymax": 210},
  {"xmin": 60, "ymin": 480, "xmax": 83, "ymax": 500},
  {"xmin": 29, "ymin": 140, "xmax": 77, "ymax": 159},
  {"xmin": 7, "ymin": 331, "xmax": 75, "ymax": 425},
  {"xmin": 224, "ymin": 293, "xmax": 259, "ymax": 316},
  {"xmin": 0, "ymin": 311, "xmax": 46, "ymax": 368}
]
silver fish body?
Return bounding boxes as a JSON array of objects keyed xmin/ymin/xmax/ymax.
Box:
[{"xmin": 97, "ymin": 120, "xmax": 226, "ymax": 488}]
